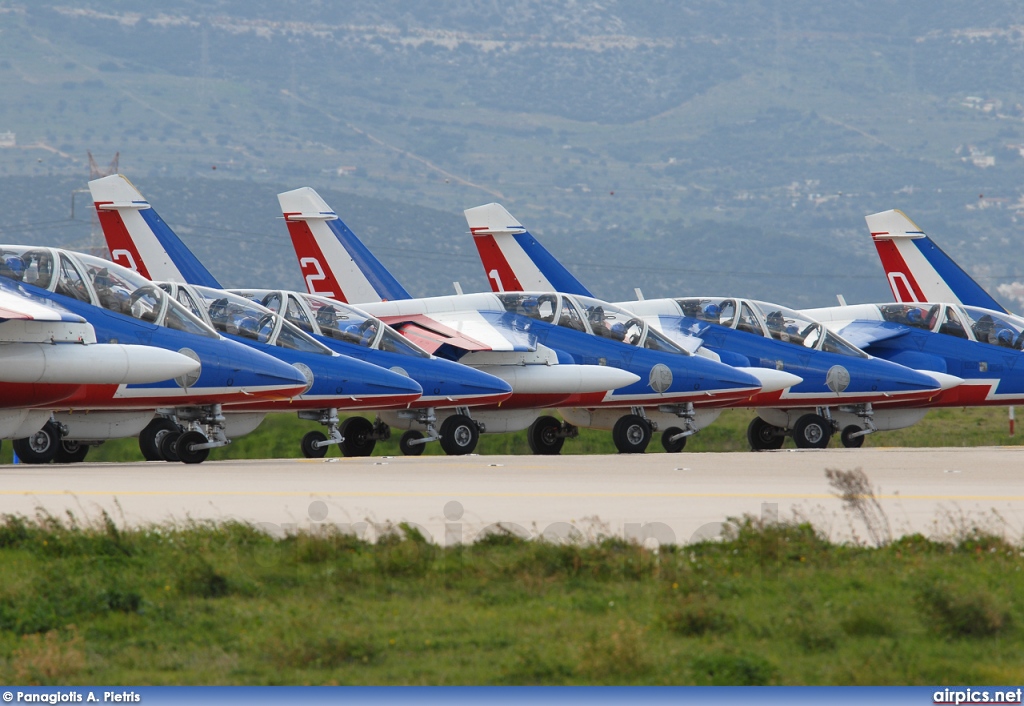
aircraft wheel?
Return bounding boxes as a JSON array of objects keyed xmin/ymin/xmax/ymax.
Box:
[
  {"xmin": 527, "ymin": 416, "xmax": 565, "ymax": 455},
  {"xmin": 612, "ymin": 414, "xmax": 652, "ymax": 454},
  {"xmin": 339, "ymin": 417, "xmax": 376, "ymax": 457},
  {"xmin": 439, "ymin": 415, "xmax": 479, "ymax": 456},
  {"xmin": 140, "ymin": 418, "xmax": 179, "ymax": 461},
  {"xmin": 12, "ymin": 421, "xmax": 61, "ymax": 464},
  {"xmin": 841, "ymin": 425, "xmax": 865, "ymax": 449},
  {"xmin": 55, "ymin": 440, "xmax": 89, "ymax": 464},
  {"xmin": 160, "ymin": 431, "xmax": 182, "ymax": 463},
  {"xmin": 175, "ymin": 430, "xmax": 210, "ymax": 465},
  {"xmin": 661, "ymin": 426, "xmax": 687, "ymax": 453},
  {"xmin": 792, "ymin": 414, "xmax": 832, "ymax": 449},
  {"xmin": 747, "ymin": 417, "xmax": 785, "ymax": 451},
  {"xmin": 399, "ymin": 430, "xmax": 426, "ymax": 456},
  {"xmin": 301, "ymin": 431, "xmax": 328, "ymax": 459}
]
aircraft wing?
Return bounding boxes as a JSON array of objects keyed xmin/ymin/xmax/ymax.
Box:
[
  {"xmin": 379, "ymin": 309, "xmax": 538, "ymax": 358},
  {"xmin": 825, "ymin": 319, "xmax": 912, "ymax": 349},
  {"xmin": 0, "ymin": 280, "xmax": 101, "ymax": 344},
  {"xmin": 0, "ymin": 282, "xmax": 87, "ymax": 324}
]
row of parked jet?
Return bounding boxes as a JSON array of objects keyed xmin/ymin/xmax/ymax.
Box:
[{"xmin": 0, "ymin": 173, "xmax": 1014, "ymax": 464}]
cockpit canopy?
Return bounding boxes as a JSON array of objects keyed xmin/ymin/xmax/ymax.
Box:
[
  {"xmin": 230, "ymin": 289, "xmax": 429, "ymax": 358},
  {"xmin": 879, "ymin": 302, "xmax": 1024, "ymax": 349},
  {"xmin": 676, "ymin": 297, "xmax": 866, "ymax": 357},
  {"xmin": 183, "ymin": 286, "xmax": 334, "ymax": 356},
  {"xmin": 0, "ymin": 245, "xmax": 216, "ymax": 338},
  {"xmin": 496, "ymin": 292, "xmax": 690, "ymax": 354}
]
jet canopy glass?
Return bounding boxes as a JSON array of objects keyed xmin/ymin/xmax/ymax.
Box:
[
  {"xmin": 880, "ymin": 302, "xmax": 1024, "ymax": 349},
  {"xmin": 230, "ymin": 289, "xmax": 429, "ymax": 358},
  {"xmin": 0, "ymin": 245, "xmax": 216, "ymax": 338},
  {"xmin": 496, "ymin": 292, "xmax": 690, "ymax": 354},
  {"xmin": 185, "ymin": 286, "xmax": 333, "ymax": 356},
  {"xmin": 677, "ymin": 297, "xmax": 867, "ymax": 358}
]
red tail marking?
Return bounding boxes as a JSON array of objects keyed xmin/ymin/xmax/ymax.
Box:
[
  {"xmin": 471, "ymin": 233, "xmax": 525, "ymax": 293},
  {"xmin": 94, "ymin": 202, "xmax": 153, "ymax": 279},
  {"xmin": 283, "ymin": 214, "xmax": 347, "ymax": 303},
  {"xmin": 872, "ymin": 238, "xmax": 926, "ymax": 303}
]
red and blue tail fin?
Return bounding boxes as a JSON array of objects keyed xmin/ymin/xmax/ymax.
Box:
[
  {"xmin": 277, "ymin": 187, "xmax": 411, "ymax": 305},
  {"xmin": 867, "ymin": 209, "xmax": 1007, "ymax": 313},
  {"xmin": 464, "ymin": 203, "xmax": 593, "ymax": 296},
  {"xmin": 87, "ymin": 174, "xmax": 222, "ymax": 289}
]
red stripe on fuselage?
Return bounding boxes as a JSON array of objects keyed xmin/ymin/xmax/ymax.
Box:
[
  {"xmin": 224, "ymin": 391, "xmax": 422, "ymax": 413},
  {"xmin": 94, "ymin": 203, "xmax": 153, "ymax": 279},
  {"xmin": 0, "ymin": 382, "xmax": 80, "ymax": 408},
  {"xmin": 472, "ymin": 232, "xmax": 525, "ymax": 293}
]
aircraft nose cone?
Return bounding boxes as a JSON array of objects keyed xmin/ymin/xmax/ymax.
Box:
[
  {"xmin": 259, "ymin": 352, "xmax": 314, "ymax": 388},
  {"xmin": 894, "ymin": 364, "xmax": 947, "ymax": 393},
  {"xmin": 364, "ymin": 364, "xmax": 425, "ymax": 397},
  {"xmin": 735, "ymin": 367, "xmax": 804, "ymax": 394},
  {"xmin": 655, "ymin": 356, "xmax": 763, "ymax": 398},
  {"xmin": 919, "ymin": 371, "xmax": 963, "ymax": 392},
  {"xmin": 427, "ymin": 361, "xmax": 513, "ymax": 402}
]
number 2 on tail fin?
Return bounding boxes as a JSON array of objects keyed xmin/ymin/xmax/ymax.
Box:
[{"xmin": 300, "ymin": 257, "xmax": 335, "ymax": 297}]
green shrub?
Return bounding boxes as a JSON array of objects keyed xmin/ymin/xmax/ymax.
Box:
[
  {"xmin": 690, "ymin": 652, "xmax": 777, "ymax": 685},
  {"xmin": 664, "ymin": 595, "xmax": 732, "ymax": 636},
  {"xmin": 176, "ymin": 558, "xmax": 231, "ymax": 599},
  {"xmin": 917, "ymin": 582, "xmax": 1011, "ymax": 638}
]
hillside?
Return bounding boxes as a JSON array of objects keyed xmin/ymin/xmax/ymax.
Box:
[{"xmin": 1, "ymin": 2, "xmax": 1024, "ymax": 305}]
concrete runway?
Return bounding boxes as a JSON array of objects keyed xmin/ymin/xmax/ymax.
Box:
[{"xmin": 1, "ymin": 447, "xmax": 1022, "ymax": 546}]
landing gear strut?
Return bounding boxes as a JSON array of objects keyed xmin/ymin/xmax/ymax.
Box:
[
  {"xmin": 747, "ymin": 416, "xmax": 785, "ymax": 451},
  {"xmin": 527, "ymin": 416, "xmax": 578, "ymax": 455}
]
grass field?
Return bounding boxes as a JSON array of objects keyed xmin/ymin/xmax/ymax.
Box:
[
  {"xmin": 1, "ymin": 407, "xmax": 1020, "ymax": 685},
  {"xmin": 1, "ymin": 406, "xmax": 1019, "ymax": 464},
  {"xmin": 0, "ymin": 512, "xmax": 1019, "ymax": 685}
]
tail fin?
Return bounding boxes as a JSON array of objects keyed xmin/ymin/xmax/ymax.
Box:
[
  {"xmin": 87, "ymin": 174, "xmax": 222, "ymax": 288},
  {"xmin": 277, "ymin": 187, "xmax": 411, "ymax": 304},
  {"xmin": 867, "ymin": 209, "xmax": 1007, "ymax": 313},
  {"xmin": 464, "ymin": 203, "xmax": 594, "ymax": 296}
]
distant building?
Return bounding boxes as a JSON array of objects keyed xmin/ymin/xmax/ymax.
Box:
[{"xmin": 0, "ymin": 131, "xmax": 15, "ymax": 147}]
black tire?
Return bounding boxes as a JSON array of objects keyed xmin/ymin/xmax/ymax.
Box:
[
  {"xmin": 841, "ymin": 425, "xmax": 865, "ymax": 448},
  {"xmin": 301, "ymin": 430, "xmax": 328, "ymax": 458},
  {"xmin": 439, "ymin": 414, "xmax": 479, "ymax": 456},
  {"xmin": 399, "ymin": 430, "xmax": 426, "ymax": 456},
  {"xmin": 793, "ymin": 414, "xmax": 832, "ymax": 449},
  {"xmin": 55, "ymin": 440, "xmax": 89, "ymax": 464},
  {"xmin": 747, "ymin": 417, "xmax": 785, "ymax": 451},
  {"xmin": 139, "ymin": 417, "xmax": 179, "ymax": 461},
  {"xmin": 661, "ymin": 426, "xmax": 687, "ymax": 453},
  {"xmin": 12, "ymin": 421, "xmax": 61, "ymax": 464},
  {"xmin": 612, "ymin": 414, "xmax": 652, "ymax": 454},
  {"xmin": 527, "ymin": 416, "xmax": 565, "ymax": 455},
  {"xmin": 160, "ymin": 431, "xmax": 181, "ymax": 463},
  {"xmin": 339, "ymin": 417, "xmax": 376, "ymax": 457},
  {"xmin": 175, "ymin": 430, "xmax": 210, "ymax": 465}
]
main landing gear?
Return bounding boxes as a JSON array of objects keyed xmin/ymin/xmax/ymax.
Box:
[
  {"xmin": 747, "ymin": 404, "xmax": 879, "ymax": 451},
  {"xmin": 11, "ymin": 420, "xmax": 100, "ymax": 465},
  {"xmin": 139, "ymin": 405, "xmax": 233, "ymax": 465},
  {"xmin": 527, "ymin": 416, "xmax": 579, "ymax": 455},
  {"xmin": 610, "ymin": 404, "xmax": 701, "ymax": 455},
  {"xmin": 299, "ymin": 408, "xmax": 486, "ymax": 458},
  {"xmin": 747, "ymin": 413, "xmax": 832, "ymax": 451}
]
